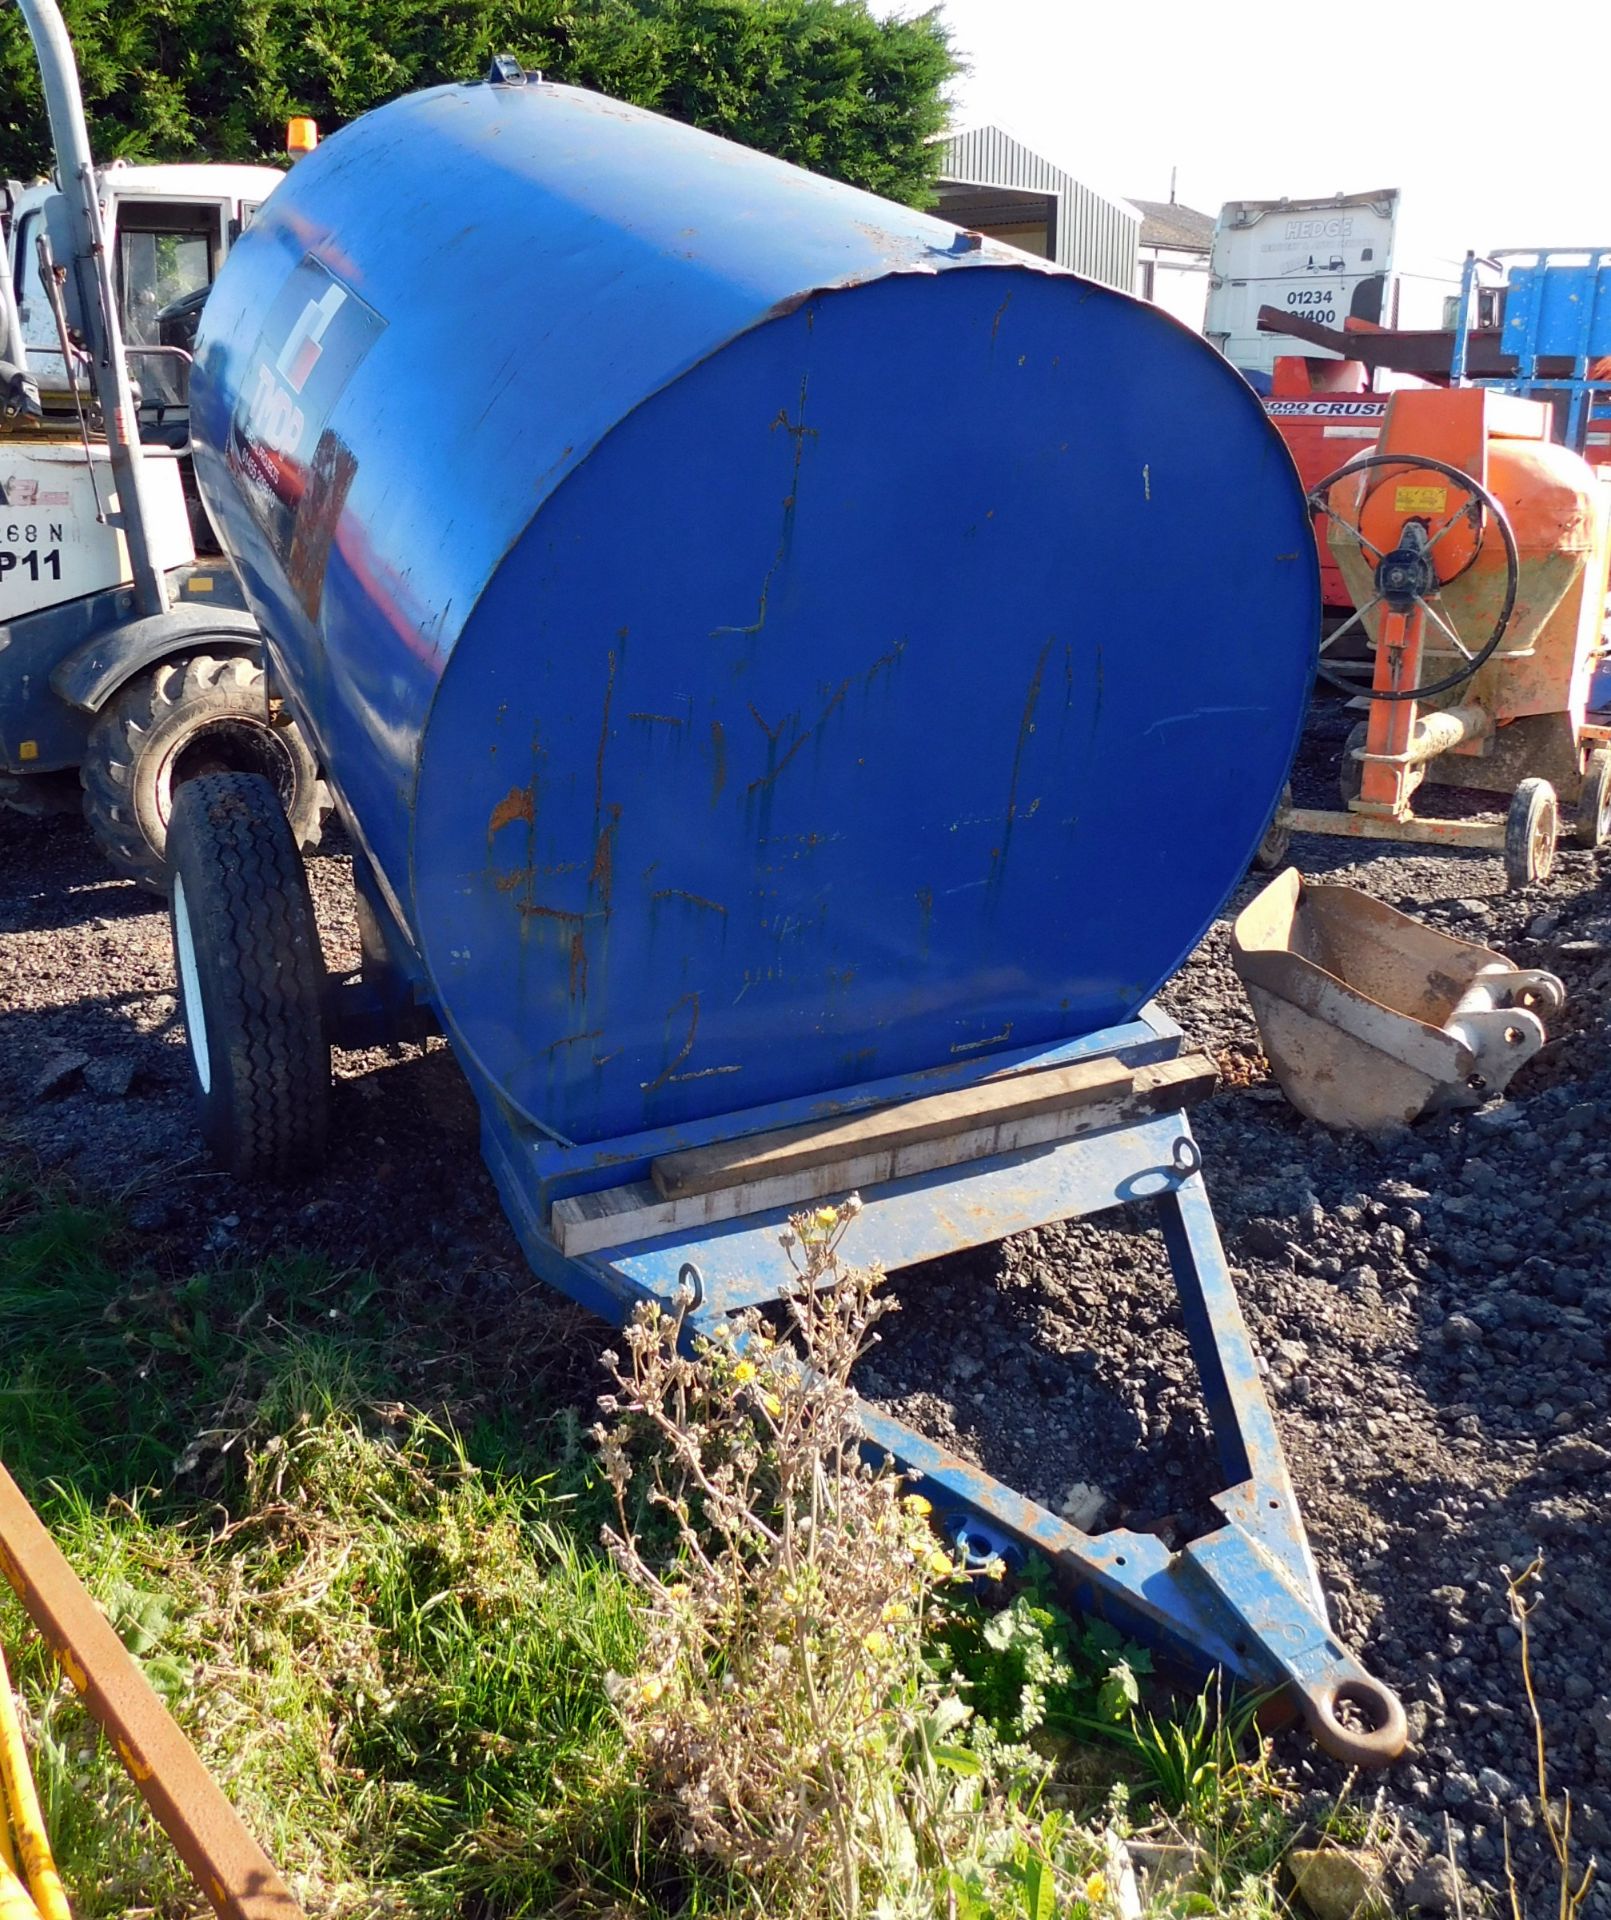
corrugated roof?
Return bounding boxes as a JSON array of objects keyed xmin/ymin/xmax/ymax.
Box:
[{"xmin": 1129, "ymin": 198, "xmax": 1215, "ymax": 254}]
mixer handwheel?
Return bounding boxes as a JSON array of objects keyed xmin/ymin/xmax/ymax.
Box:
[
  {"xmin": 1505, "ymin": 778, "xmax": 1559, "ymax": 890},
  {"xmin": 1307, "ymin": 452, "xmax": 1521, "ymax": 705}
]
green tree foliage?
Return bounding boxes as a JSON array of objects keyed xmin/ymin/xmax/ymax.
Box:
[{"xmin": 0, "ymin": 0, "xmax": 956, "ymax": 205}]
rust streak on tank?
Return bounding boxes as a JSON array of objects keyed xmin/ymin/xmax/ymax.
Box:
[
  {"xmin": 518, "ymin": 903, "xmax": 585, "ymax": 926},
  {"xmin": 546, "ymin": 1028, "xmax": 603, "ymax": 1055},
  {"xmin": 952, "ymin": 1024, "xmax": 1014, "ymax": 1054},
  {"xmin": 864, "ymin": 638, "xmax": 908, "ymax": 689},
  {"xmin": 747, "ymin": 729, "xmax": 808, "ymax": 796},
  {"xmin": 590, "ymin": 805, "xmax": 621, "ymax": 910},
  {"xmin": 595, "ymin": 645, "xmax": 621, "ymax": 815},
  {"xmin": 642, "ymin": 991, "xmax": 701, "ymax": 1093},
  {"xmin": 1002, "ymin": 639, "xmax": 1053, "ymax": 831},
  {"xmin": 651, "ymin": 888, "xmax": 728, "ymax": 916},
  {"xmin": 747, "ymin": 681, "xmax": 848, "ymax": 797},
  {"xmin": 488, "ymin": 784, "xmax": 534, "ymax": 835}
]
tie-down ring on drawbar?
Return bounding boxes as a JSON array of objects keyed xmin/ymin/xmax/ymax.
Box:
[{"xmin": 499, "ymin": 1013, "xmax": 1409, "ymax": 1768}]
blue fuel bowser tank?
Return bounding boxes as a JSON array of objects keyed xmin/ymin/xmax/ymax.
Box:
[
  {"xmin": 179, "ymin": 72, "xmax": 1407, "ymax": 1763},
  {"xmin": 190, "ymin": 73, "xmax": 1314, "ymax": 1145}
]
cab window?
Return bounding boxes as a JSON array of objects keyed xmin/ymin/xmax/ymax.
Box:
[{"xmin": 115, "ymin": 201, "xmax": 223, "ymax": 407}]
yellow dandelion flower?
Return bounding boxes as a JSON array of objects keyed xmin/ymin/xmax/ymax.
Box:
[
  {"xmin": 1082, "ymin": 1871, "xmax": 1107, "ymax": 1902},
  {"xmin": 638, "ymin": 1677, "xmax": 665, "ymax": 1705},
  {"xmin": 902, "ymin": 1494, "xmax": 932, "ymax": 1516},
  {"xmin": 732, "ymin": 1360, "xmax": 757, "ymax": 1384},
  {"xmin": 880, "ymin": 1601, "xmax": 910, "ymax": 1623},
  {"xmin": 862, "ymin": 1629, "xmax": 891, "ymax": 1658},
  {"xmin": 813, "ymin": 1206, "xmax": 838, "ymax": 1228}
]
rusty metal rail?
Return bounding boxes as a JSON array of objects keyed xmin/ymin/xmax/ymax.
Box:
[{"xmin": 0, "ymin": 1463, "xmax": 303, "ymax": 1920}]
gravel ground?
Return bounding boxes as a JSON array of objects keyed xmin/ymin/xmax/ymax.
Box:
[{"xmin": 2, "ymin": 696, "xmax": 1607, "ymax": 1912}]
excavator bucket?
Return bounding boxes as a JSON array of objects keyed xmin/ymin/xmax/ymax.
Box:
[{"xmin": 1231, "ymin": 869, "xmax": 1565, "ymax": 1130}]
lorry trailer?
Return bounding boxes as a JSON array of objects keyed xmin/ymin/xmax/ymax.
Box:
[{"xmin": 1206, "ymin": 187, "xmax": 1459, "ymax": 383}]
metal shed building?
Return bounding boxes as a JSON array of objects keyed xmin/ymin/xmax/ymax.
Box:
[{"xmin": 935, "ymin": 126, "xmax": 1140, "ymax": 294}]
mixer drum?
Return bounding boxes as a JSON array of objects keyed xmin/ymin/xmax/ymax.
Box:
[{"xmin": 190, "ymin": 78, "xmax": 1318, "ymax": 1143}]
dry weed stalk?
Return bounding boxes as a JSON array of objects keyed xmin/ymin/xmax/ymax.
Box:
[
  {"xmin": 1503, "ymin": 1559, "xmax": 1597, "ymax": 1920},
  {"xmin": 593, "ymin": 1200, "xmax": 970, "ymax": 1916}
]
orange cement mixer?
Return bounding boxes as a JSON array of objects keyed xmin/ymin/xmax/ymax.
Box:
[{"xmin": 1267, "ymin": 386, "xmax": 1611, "ymax": 885}]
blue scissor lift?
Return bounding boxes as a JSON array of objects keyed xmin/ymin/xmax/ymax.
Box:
[
  {"xmin": 1452, "ymin": 248, "xmax": 1611, "ymax": 746},
  {"xmin": 1451, "ymin": 247, "xmax": 1611, "ymax": 456}
]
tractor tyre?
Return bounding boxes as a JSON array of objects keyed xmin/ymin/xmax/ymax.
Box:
[
  {"xmin": 81, "ymin": 653, "xmax": 324, "ymax": 891},
  {"xmin": 167, "ymin": 772, "xmax": 330, "ymax": 1181}
]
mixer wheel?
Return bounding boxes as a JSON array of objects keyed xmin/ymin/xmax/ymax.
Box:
[
  {"xmin": 166, "ymin": 772, "xmax": 331, "ymax": 1180},
  {"xmin": 82, "ymin": 651, "xmax": 326, "ymax": 893},
  {"xmin": 1505, "ymin": 778, "xmax": 1559, "ymax": 889},
  {"xmin": 1338, "ymin": 722, "xmax": 1369, "ymax": 806},
  {"xmin": 1252, "ymin": 785, "xmax": 1293, "ymax": 871},
  {"xmin": 1573, "ymin": 750, "xmax": 1611, "ymax": 849}
]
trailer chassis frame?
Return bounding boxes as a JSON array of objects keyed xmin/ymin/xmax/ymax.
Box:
[{"xmin": 443, "ymin": 992, "xmax": 1407, "ymax": 1769}]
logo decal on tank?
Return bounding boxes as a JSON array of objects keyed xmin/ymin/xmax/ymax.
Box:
[
  {"xmin": 227, "ymin": 253, "xmax": 385, "ymax": 614},
  {"xmin": 275, "ymin": 282, "xmax": 353, "ymax": 394}
]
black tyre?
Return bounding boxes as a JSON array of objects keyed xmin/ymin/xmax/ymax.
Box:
[
  {"xmin": 82, "ymin": 653, "xmax": 324, "ymax": 891},
  {"xmin": 167, "ymin": 772, "xmax": 330, "ymax": 1180},
  {"xmin": 1504, "ymin": 777, "xmax": 1559, "ymax": 889},
  {"xmin": 1339, "ymin": 720, "xmax": 1369, "ymax": 807},
  {"xmin": 1574, "ymin": 748, "xmax": 1611, "ymax": 850}
]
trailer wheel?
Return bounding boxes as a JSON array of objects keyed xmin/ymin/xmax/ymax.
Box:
[
  {"xmin": 1504, "ymin": 778, "xmax": 1559, "ymax": 889},
  {"xmin": 166, "ymin": 772, "xmax": 330, "ymax": 1180},
  {"xmin": 82, "ymin": 653, "xmax": 325, "ymax": 891},
  {"xmin": 1573, "ymin": 749, "xmax": 1611, "ymax": 850}
]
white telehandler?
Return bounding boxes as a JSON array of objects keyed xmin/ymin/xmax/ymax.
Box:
[{"xmin": 0, "ymin": 0, "xmax": 323, "ymax": 887}]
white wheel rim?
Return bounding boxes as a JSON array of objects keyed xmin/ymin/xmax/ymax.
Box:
[{"xmin": 172, "ymin": 874, "xmax": 212, "ymax": 1095}]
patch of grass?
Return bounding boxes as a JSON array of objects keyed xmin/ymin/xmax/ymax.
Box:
[
  {"xmin": 0, "ymin": 1160, "xmax": 1315, "ymax": 1918},
  {"xmin": 0, "ymin": 1164, "xmax": 392, "ymax": 1508},
  {"xmin": 5, "ymin": 1408, "xmax": 663, "ymax": 1917},
  {"xmin": 0, "ymin": 1161, "xmax": 685, "ymax": 1916},
  {"xmin": 5, "ymin": 1489, "xmax": 205, "ymax": 1917},
  {"xmin": 936, "ymin": 1566, "xmax": 1307, "ymax": 1913},
  {"xmin": 220, "ymin": 1409, "xmax": 657, "ymax": 1916}
]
